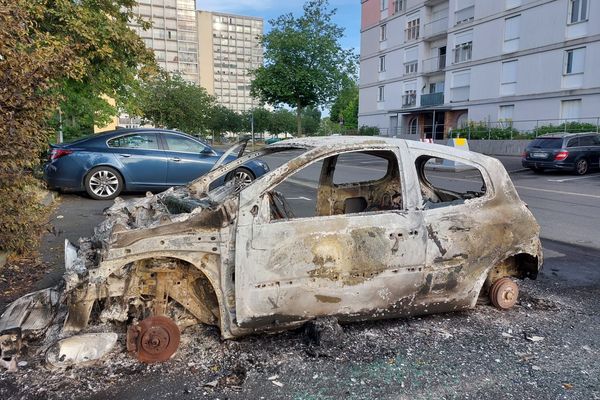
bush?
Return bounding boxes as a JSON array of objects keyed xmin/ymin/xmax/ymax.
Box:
[
  {"xmin": 358, "ymin": 125, "xmax": 380, "ymax": 136},
  {"xmin": 533, "ymin": 122, "xmax": 598, "ymax": 137},
  {"xmin": 452, "ymin": 121, "xmax": 532, "ymax": 140},
  {"xmin": 0, "ymin": 1, "xmax": 75, "ymax": 254}
]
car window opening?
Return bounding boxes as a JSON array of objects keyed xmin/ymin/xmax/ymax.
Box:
[
  {"xmin": 268, "ymin": 150, "xmax": 402, "ymax": 220},
  {"xmin": 416, "ymin": 156, "xmax": 486, "ymax": 209}
]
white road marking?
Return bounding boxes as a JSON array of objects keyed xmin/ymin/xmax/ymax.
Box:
[
  {"xmin": 547, "ymin": 174, "xmax": 600, "ymax": 183},
  {"xmin": 287, "ymin": 196, "xmax": 312, "ymax": 201},
  {"xmin": 286, "ymin": 178, "xmax": 318, "ymax": 189},
  {"xmin": 514, "ymin": 185, "xmax": 600, "ymax": 199}
]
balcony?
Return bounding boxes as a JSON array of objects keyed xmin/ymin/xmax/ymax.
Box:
[
  {"xmin": 402, "ymin": 93, "xmax": 417, "ymax": 108},
  {"xmin": 421, "ymin": 92, "xmax": 444, "ymax": 107},
  {"xmin": 422, "ymin": 54, "xmax": 446, "ymax": 74},
  {"xmin": 455, "ymin": 6, "xmax": 474, "ymax": 25},
  {"xmin": 423, "ymin": 17, "xmax": 448, "ymax": 39}
]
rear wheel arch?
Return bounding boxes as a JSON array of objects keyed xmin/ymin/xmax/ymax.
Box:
[
  {"xmin": 83, "ymin": 165, "xmax": 126, "ymax": 199},
  {"xmin": 574, "ymin": 156, "xmax": 589, "ymax": 175},
  {"xmin": 479, "ymin": 253, "xmax": 540, "ymax": 299}
]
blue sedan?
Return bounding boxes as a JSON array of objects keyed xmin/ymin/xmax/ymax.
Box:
[{"xmin": 44, "ymin": 128, "xmax": 270, "ymax": 200}]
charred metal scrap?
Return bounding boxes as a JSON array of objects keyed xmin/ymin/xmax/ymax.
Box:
[{"xmin": 0, "ymin": 137, "xmax": 543, "ymax": 369}]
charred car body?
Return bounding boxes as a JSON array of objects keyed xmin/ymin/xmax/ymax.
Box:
[{"xmin": 0, "ymin": 137, "xmax": 542, "ymax": 366}]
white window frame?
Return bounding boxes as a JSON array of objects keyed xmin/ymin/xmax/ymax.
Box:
[
  {"xmin": 393, "ymin": 0, "xmax": 405, "ymax": 13},
  {"xmin": 568, "ymin": 0, "xmax": 589, "ymax": 24},
  {"xmin": 564, "ymin": 47, "xmax": 585, "ymax": 75},
  {"xmin": 378, "ymin": 86, "xmax": 385, "ymax": 102},
  {"xmin": 560, "ymin": 99, "xmax": 582, "ymax": 121},
  {"xmin": 380, "ymin": 0, "xmax": 388, "ymax": 11},
  {"xmin": 498, "ymin": 105, "xmax": 515, "ymax": 121},
  {"xmin": 500, "ymin": 60, "xmax": 518, "ymax": 96},
  {"xmin": 380, "ymin": 24, "xmax": 387, "ymax": 41},
  {"xmin": 379, "ymin": 55, "xmax": 386, "ymax": 72},
  {"xmin": 405, "ymin": 15, "xmax": 420, "ymax": 41},
  {"xmin": 504, "ymin": 15, "xmax": 520, "ymax": 41}
]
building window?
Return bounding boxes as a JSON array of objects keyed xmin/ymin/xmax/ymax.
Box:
[
  {"xmin": 455, "ymin": 0, "xmax": 475, "ymax": 25},
  {"xmin": 453, "ymin": 30, "xmax": 473, "ymax": 63},
  {"xmin": 379, "ymin": 55, "xmax": 386, "ymax": 72},
  {"xmin": 408, "ymin": 117, "xmax": 418, "ymax": 134},
  {"xmin": 378, "ymin": 86, "xmax": 385, "ymax": 102},
  {"xmin": 404, "ymin": 46, "xmax": 418, "ymax": 75},
  {"xmin": 560, "ymin": 99, "xmax": 581, "ymax": 121},
  {"xmin": 451, "ymin": 69, "xmax": 470, "ymax": 102},
  {"xmin": 380, "ymin": 0, "xmax": 388, "ymax": 11},
  {"xmin": 501, "ymin": 60, "xmax": 518, "ymax": 96},
  {"xmin": 499, "ymin": 105, "xmax": 515, "ymax": 121},
  {"xmin": 503, "ymin": 15, "xmax": 520, "ymax": 52},
  {"xmin": 564, "ymin": 48, "xmax": 585, "ymax": 74},
  {"xmin": 568, "ymin": 0, "xmax": 588, "ymax": 24},
  {"xmin": 393, "ymin": 0, "xmax": 405, "ymax": 13},
  {"xmin": 380, "ymin": 24, "xmax": 387, "ymax": 41},
  {"xmin": 405, "ymin": 16, "xmax": 420, "ymax": 41}
]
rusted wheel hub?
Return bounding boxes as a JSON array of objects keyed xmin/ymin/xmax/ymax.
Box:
[
  {"xmin": 127, "ymin": 316, "xmax": 180, "ymax": 363},
  {"xmin": 489, "ymin": 277, "xmax": 519, "ymax": 310}
]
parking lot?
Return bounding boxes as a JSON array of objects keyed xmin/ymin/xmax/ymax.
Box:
[{"xmin": 1, "ymin": 153, "xmax": 599, "ymax": 400}]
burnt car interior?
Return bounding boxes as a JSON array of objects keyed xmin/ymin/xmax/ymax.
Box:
[
  {"xmin": 268, "ymin": 150, "xmax": 402, "ymax": 220},
  {"xmin": 415, "ymin": 155, "xmax": 487, "ymax": 208}
]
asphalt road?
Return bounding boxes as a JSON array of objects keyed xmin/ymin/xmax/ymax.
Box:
[{"xmin": 5, "ymin": 150, "xmax": 598, "ymax": 400}]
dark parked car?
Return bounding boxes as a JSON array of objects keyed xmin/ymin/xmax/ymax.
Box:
[
  {"xmin": 45, "ymin": 128, "xmax": 270, "ymax": 199},
  {"xmin": 522, "ymin": 132, "xmax": 600, "ymax": 175}
]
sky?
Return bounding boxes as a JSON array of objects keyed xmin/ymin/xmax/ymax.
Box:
[{"xmin": 195, "ymin": 0, "xmax": 361, "ymax": 51}]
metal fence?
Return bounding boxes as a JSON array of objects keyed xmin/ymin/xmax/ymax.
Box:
[{"xmin": 375, "ymin": 117, "xmax": 600, "ymax": 140}]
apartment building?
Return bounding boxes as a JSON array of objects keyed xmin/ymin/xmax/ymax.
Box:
[
  {"xmin": 197, "ymin": 11, "xmax": 264, "ymax": 112},
  {"xmin": 129, "ymin": 0, "xmax": 199, "ymax": 84},
  {"xmin": 359, "ymin": 0, "xmax": 600, "ymax": 138}
]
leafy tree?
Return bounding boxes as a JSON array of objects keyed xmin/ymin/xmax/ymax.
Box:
[
  {"xmin": 242, "ymin": 108, "xmax": 272, "ymax": 137},
  {"xmin": 139, "ymin": 72, "xmax": 215, "ymax": 135},
  {"xmin": 209, "ymin": 105, "xmax": 243, "ymax": 139},
  {"xmin": 250, "ymin": 0, "xmax": 357, "ymax": 136},
  {"xmin": 330, "ymin": 76, "xmax": 358, "ymax": 126},
  {"xmin": 340, "ymin": 93, "xmax": 359, "ymax": 129},
  {"xmin": 0, "ymin": 0, "xmax": 79, "ymax": 254},
  {"xmin": 318, "ymin": 118, "xmax": 345, "ymax": 136},
  {"xmin": 301, "ymin": 108, "xmax": 322, "ymax": 136},
  {"xmin": 39, "ymin": 0, "xmax": 157, "ymax": 140},
  {"xmin": 269, "ymin": 109, "xmax": 297, "ymax": 136}
]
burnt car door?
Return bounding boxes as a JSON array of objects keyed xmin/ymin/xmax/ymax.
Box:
[
  {"xmin": 233, "ymin": 144, "xmax": 427, "ymax": 327},
  {"xmin": 413, "ymin": 152, "xmax": 495, "ymax": 311}
]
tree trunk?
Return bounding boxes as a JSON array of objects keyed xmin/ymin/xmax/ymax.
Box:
[{"xmin": 296, "ymin": 102, "xmax": 303, "ymax": 137}]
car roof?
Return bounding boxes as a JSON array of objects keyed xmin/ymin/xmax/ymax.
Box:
[
  {"xmin": 62, "ymin": 128, "xmax": 203, "ymax": 147},
  {"xmin": 537, "ymin": 132, "xmax": 598, "ymax": 139},
  {"xmin": 267, "ymin": 135, "xmax": 493, "ymax": 163}
]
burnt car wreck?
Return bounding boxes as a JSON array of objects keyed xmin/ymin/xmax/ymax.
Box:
[{"xmin": 0, "ymin": 137, "xmax": 542, "ymax": 367}]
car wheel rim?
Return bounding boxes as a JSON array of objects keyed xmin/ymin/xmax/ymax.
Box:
[
  {"xmin": 234, "ymin": 171, "xmax": 253, "ymax": 188},
  {"xmin": 577, "ymin": 160, "xmax": 587, "ymax": 174},
  {"xmin": 89, "ymin": 170, "xmax": 119, "ymax": 197}
]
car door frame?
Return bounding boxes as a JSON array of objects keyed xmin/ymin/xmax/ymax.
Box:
[
  {"xmin": 105, "ymin": 131, "xmax": 168, "ymax": 189},
  {"xmin": 233, "ymin": 142, "xmax": 429, "ymax": 327},
  {"xmin": 409, "ymin": 147, "xmax": 498, "ymax": 311},
  {"xmin": 159, "ymin": 132, "xmax": 220, "ymax": 186}
]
